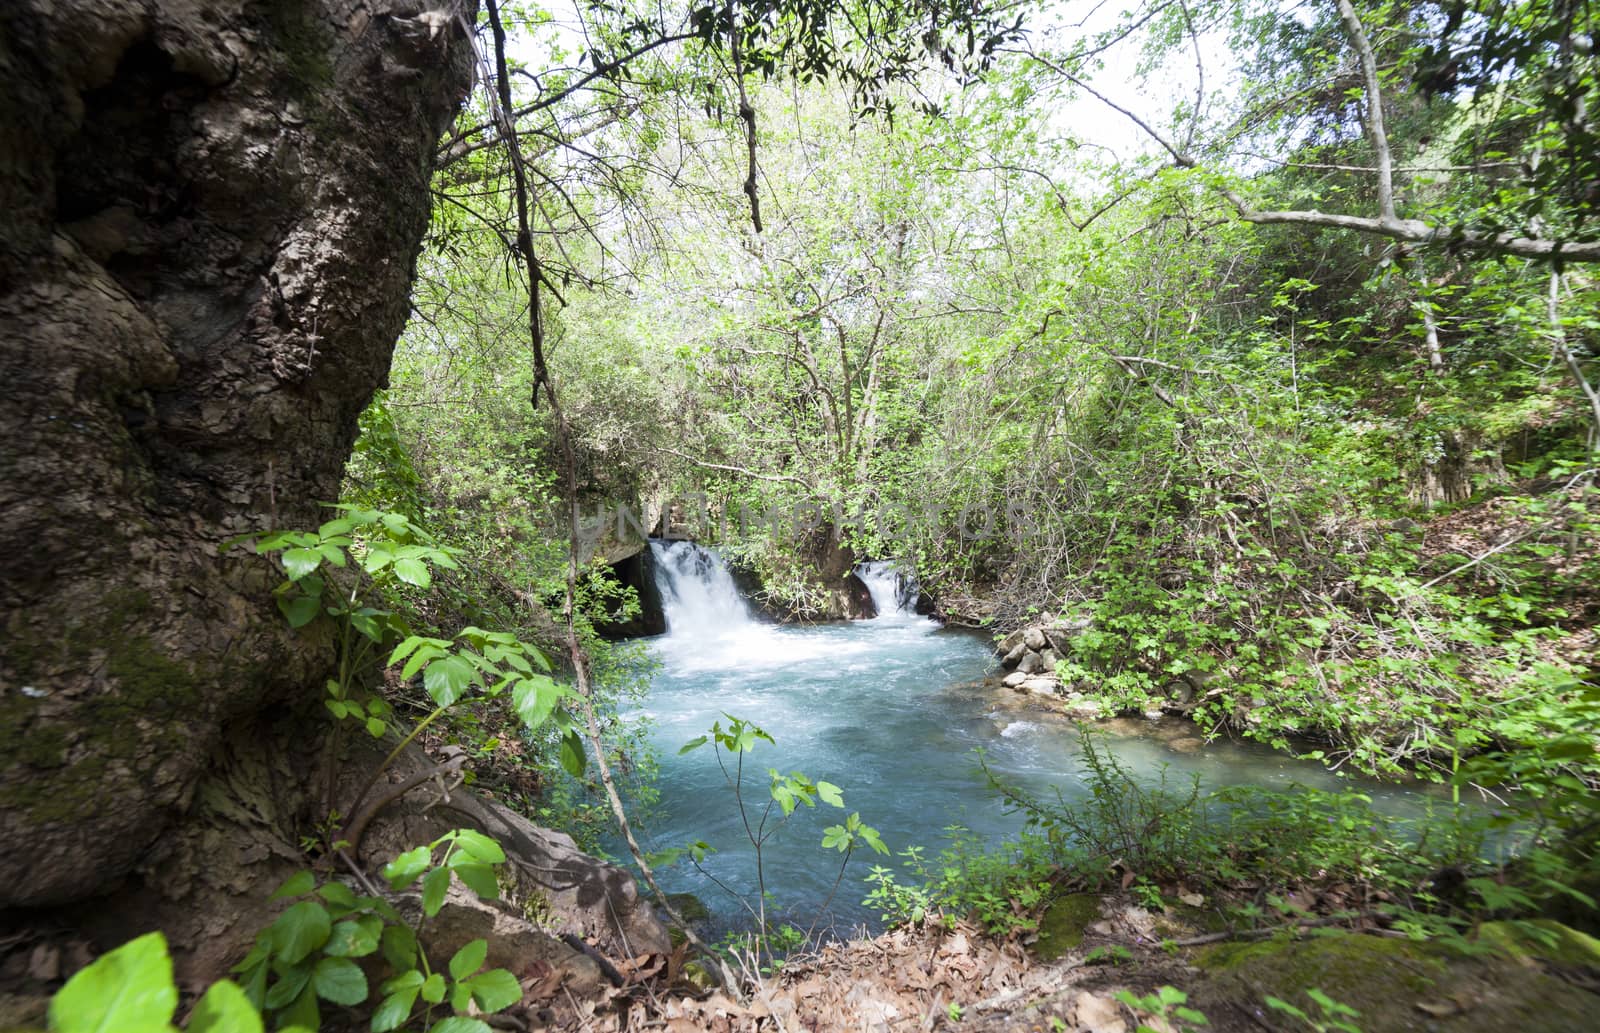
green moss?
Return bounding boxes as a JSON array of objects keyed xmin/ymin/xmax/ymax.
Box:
[
  {"xmin": 1477, "ymin": 919, "xmax": 1600, "ymax": 967},
  {"xmin": 1033, "ymin": 893, "xmax": 1101, "ymax": 961},
  {"xmin": 1194, "ymin": 931, "xmax": 1600, "ymax": 1033}
]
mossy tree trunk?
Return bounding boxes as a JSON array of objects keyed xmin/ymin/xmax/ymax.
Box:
[{"xmin": 0, "ymin": 0, "xmax": 475, "ymax": 909}]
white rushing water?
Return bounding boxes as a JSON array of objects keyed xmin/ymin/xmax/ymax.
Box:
[{"xmin": 618, "ymin": 540, "xmax": 1440, "ymax": 940}]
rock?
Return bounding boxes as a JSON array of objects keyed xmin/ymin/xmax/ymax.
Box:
[
  {"xmin": 1033, "ymin": 893, "xmax": 1101, "ymax": 961},
  {"xmin": 1023, "ymin": 627, "xmax": 1048, "ymax": 650},
  {"xmin": 1143, "ymin": 708, "xmax": 1164, "ymax": 721},
  {"xmin": 1002, "ymin": 671, "xmax": 1029, "ymax": 689},
  {"xmin": 1043, "ymin": 619, "xmax": 1092, "ymax": 654},
  {"xmin": 1039, "ymin": 647, "xmax": 1058, "ymax": 671},
  {"xmin": 1072, "ymin": 991, "xmax": 1128, "ymax": 1033},
  {"xmin": 1017, "ymin": 650, "xmax": 1045, "ymax": 675},
  {"xmin": 1163, "ymin": 678, "xmax": 1197, "ymax": 707},
  {"xmin": 1024, "ymin": 678, "xmax": 1059, "ymax": 696},
  {"xmin": 999, "ymin": 629, "xmax": 1027, "ymax": 655},
  {"xmin": 421, "ymin": 882, "xmax": 602, "ymax": 993},
  {"xmin": 1002, "ymin": 642, "xmax": 1028, "ymax": 668},
  {"xmin": 1064, "ymin": 698, "xmax": 1103, "ymax": 720}
]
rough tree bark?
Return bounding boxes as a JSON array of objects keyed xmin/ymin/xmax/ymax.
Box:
[{"xmin": 0, "ymin": 0, "xmax": 475, "ymax": 909}]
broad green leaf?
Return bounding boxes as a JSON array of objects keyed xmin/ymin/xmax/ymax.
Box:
[
  {"xmin": 399, "ymin": 644, "xmax": 446, "ymax": 681},
  {"xmin": 452, "ymin": 862, "xmax": 498, "ymax": 900},
  {"xmin": 323, "ymin": 916, "xmax": 380, "ymax": 958},
  {"xmin": 316, "ymin": 879, "xmax": 357, "ymax": 909},
  {"xmin": 423, "ymin": 654, "xmax": 476, "ymax": 707},
  {"xmin": 511, "ymin": 676, "xmax": 560, "ymax": 729},
  {"xmin": 453, "ymin": 829, "xmax": 506, "ymax": 864},
  {"xmin": 392, "ymin": 557, "xmax": 431, "ymax": 588},
  {"xmin": 365, "ymin": 716, "xmax": 386, "ymax": 737},
  {"xmin": 263, "ymin": 963, "xmax": 311, "ymax": 1010},
  {"xmin": 278, "ymin": 595, "xmax": 322, "ymax": 629},
  {"xmin": 278, "ymin": 982, "xmax": 319, "ymax": 1030},
  {"xmin": 428, "ymin": 1019, "xmax": 492, "ymax": 1033},
  {"xmin": 312, "ymin": 956, "xmax": 368, "ymax": 1006},
  {"xmin": 466, "ymin": 968, "xmax": 522, "ymax": 1012},
  {"xmin": 816, "ymin": 781, "xmax": 843, "ymax": 807},
  {"xmin": 559, "ymin": 730, "xmax": 586, "ymax": 778},
  {"xmin": 187, "ymin": 979, "xmax": 263, "ymax": 1033},
  {"xmin": 383, "ymin": 846, "xmax": 431, "ymax": 889},
  {"xmin": 271, "ymin": 901, "xmax": 332, "ymax": 965},
  {"xmin": 370, "ymin": 988, "xmax": 416, "ymax": 1033},
  {"xmin": 271, "ymin": 870, "xmax": 315, "ymax": 901},
  {"xmin": 448, "ymin": 939, "xmax": 488, "ymax": 981},
  {"xmin": 419, "ymin": 972, "xmax": 446, "ymax": 1005},
  {"xmin": 47, "ymin": 931, "xmax": 176, "ymax": 1033},
  {"xmin": 281, "ymin": 548, "xmax": 323, "ymax": 580},
  {"xmin": 421, "ymin": 865, "xmax": 450, "ymax": 917},
  {"xmin": 380, "ymin": 925, "xmax": 417, "ymax": 971},
  {"xmin": 678, "ymin": 736, "xmax": 708, "ymax": 754}
]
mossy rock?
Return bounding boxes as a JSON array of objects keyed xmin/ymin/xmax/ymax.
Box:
[
  {"xmin": 1033, "ymin": 893, "xmax": 1102, "ymax": 961},
  {"xmin": 1476, "ymin": 920, "xmax": 1600, "ymax": 968},
  {"xmin": 1192, "ymin": 931, "xmax": 1600, "ymax": 1032}
]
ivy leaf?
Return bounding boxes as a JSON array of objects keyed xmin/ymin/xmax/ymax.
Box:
[
  {"xmin": 421, "ymin": 865, "xmax": 450, "ymax": 917},
  {"xmin": 452, "ymin": 862, "xmax": 499, "ymax": 901},
  {"xmin": 281, "ymin": 548, "xmax": 323, "ymax": 580},
  {"xmin": 271, "ymin": 901, "xmax": 332, "ymax": 965},
  {"xmin": 322, "ymin": 916, "xmax": 380, "ymax": 958},
  {"xmin": 383, "ymin": 846, "xmax": 431, "ymax": 889},
  {"xmin": 428, "ymin": 1019, "xmax": 493, "ymax": 1033},
  {"xmin": 312, "ymin": 956, "xmax": 368, "ymax": 1006},
  {"xmin": 453, "ymin": 829, "xmax": 507, "ymax": 864},
  {"xmin": 449, "ymin": 939, "xmax": 488, "ymax": 981},
  {"xmin": 423, "ymin": 654, "xmax": 476, "ymax": 707},
  {"xmin": 271, "ymin": 870, "xmax": 316, "ymax": 900},
  {"xmin": 465, "ymin": 968, "xmax": 522, "ymax": 1012},
  {"xmin": 392, "ymin": 557, "xmax": 432, "ymax": 588},
  {"xmin": 47, "ymin": 931, "xmax": 177, "ymax": 1033},
  {"xmin": 559, "ymin": 730, "xmax": 587, "ymax": 778},
  {"xmin": 188, "ymin": 979, "xmax": 263, "ymax": 1033}
]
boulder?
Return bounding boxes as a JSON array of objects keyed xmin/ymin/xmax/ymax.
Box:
[
  {"xmin": 1064, "ymin": 698, "xmax": 1103, "ymax": 721},
  {"xmin": 1023, "ymin": 627, "xmax": 1048, "ymax": 651},
  {"xmin": 421, "ymin": 883, "xmax": 606, "ymax": 994},
  {"xmin": 1039, "ymin": 647, "xmax": 1058, "ymax": 671},
  {"xmin": 1002, "ymin": 671, "xmax": 1029, "ymax": 689},
  {"xmin": 1017, "ymin": 650, "xmax": 1045, "ymax": 675},
  {"xmin": 998, "ymin": 629, "xmax": 1027, "ymax": 655},
  {"xmin": 1002, "ymin": 642, "xmax": 1028, "ymax": 668},
  {"xmin": 1023, "ymin": 678, "xmax": 1059, "ymax": 697}
]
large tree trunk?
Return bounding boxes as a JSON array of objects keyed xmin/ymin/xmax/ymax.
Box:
[{"xmin": 0, "ymin": 0, "xmax": 475, "ymax": 909}]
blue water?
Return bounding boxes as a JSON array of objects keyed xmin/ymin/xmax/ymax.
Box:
[{"xmin": 612, "ymin": 542, "xmax": 1444, "ymax": 940}]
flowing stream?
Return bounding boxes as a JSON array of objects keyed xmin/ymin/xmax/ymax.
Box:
[{"xmin": 617, "ymin": 540, "xmax": 1440, "ymax": 939}]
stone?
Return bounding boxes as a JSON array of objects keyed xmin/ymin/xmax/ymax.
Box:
[
  {"xmin": 1017, "ymin": 650, "xmax": 1045, "ymax": 674},
  {"xmin": 421, "ymin": 882, "xmax": 601, "ymax": 993},
  {"xmin": 1064, "ymin": 698, "xmax": 1103, "ymax": 720},
  {"xmin": 1143, "ymin": 708, "xmax": 1164, "ymax": 721},
  {"xmin": 1072, "ymin": 992, "xmax": 1128, "ymax": 1033},
  {"xmin": 1024, "ymin": 678, "xmax": 1059, "ymax": 696},
  {"xmin": 1039, "ymin": 647, "xmax": 1058, "ymax": 671},
  {"xmin": 1002, "ymin": 642, "xmax": 1028, "ymax": 668},
  {"xmin": 1023, "ymin": 627, "xmax": 1048, "ymax": 650},
  {"xmin": 1002, "ymin": 671, "xmax": 1029, "ymax": 689},
  {"xmin": 998, "ymin": 629, "xmax": 1027, "ymax": 655}
]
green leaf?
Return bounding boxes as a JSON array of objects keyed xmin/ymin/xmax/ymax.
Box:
[
  {"xmin": 511, "ymin": 676, "xmax": 561, "ymax": 729},
  {"xmin": 465, "ymin": 969, "xmax": 522, "ymax": 1013},
  {"xmin": 281, "ymin": 548, "xmax": 323, "ymax": 580},
  {"xmin": 312, "ymin": 956, "xmax": 368, "ymax": 1006},
  {"xmin": 678, "ymin": 735, "xmax": 708, "ymax": 754},
  {"xmin": 278, "ymin": 982, "xmax": 319, "ymax": 1030},
  {"xmin": 452, "ymin": 863, "xmax": 499, "ymax": 901},
  {"xmin": 423, "ymin": 654, "xmax": 476, "ymax": 707},
  {"xmin": 392, "ymin": 557, "xmax": 431, "ymax": 588},
  {"xmin": 559, "ymin": 730, "xmax": 586, "ymax": 778},
  {"xmin": 383, "ymin": 846, "xmax": 431, "ymax": 890},
  {"xmin": 370, "ymin": 989, "xmax": 415, "ymax": 1033},
  {"xmin": 816, "ymin": 781, "xmax": 843, "ymax": 807},
  {"xmin": 271, "ymin": 901, "xmax": 332, "ymax": 965},
  {"xmin": 187, "ymin": 979, "xmax": 263, "ymax": 1033},
  {"xmin": 323, "ymin": 916, "xmax": 380, "ymax": 958},
  {"xmin": 272, "ymin": 870, "xmax": 316, "ymax": 901},
  {"xmin": 449, "ymin": 939, "xmax": 488, "ymax": 981},
  {"xmin": 421, "ymin": 865, "xmax": 450, "ymax": 917},
  {"xmin": 453, "ymin": 830, "xmax": 506, "ymax": 865},
  {"xmin": 419, "ymin": 972, "xmax": 446, "ymax": 1005},
  {"xmin": 365, "ymin": 716, "xmax": 386, "ymax": 738},
  {"xmin": 278, "ymin": 595, "xmax": 323, "ymax": 629},
  {"xmin": 380, "ymin": 925, "xmax": 417, "ymax": 971},
  {"xmin": 47, "ymin": 931, "xmax": 177, "ymax": 1033},
  {"xmin": 427, "ymin": 1019, "xmax": 492, "ymax": 1033},
  {"xmin": 263, "ymin": 963, "xmax": 311, "ymax": 1010}
]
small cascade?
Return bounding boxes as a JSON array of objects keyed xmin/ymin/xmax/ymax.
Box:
[
  {"xmin": 649, "ymin": 539, "xmax": 758, "ymax": 636},
  {"xmin": 855, "ymin": 560, "xmax": 921, "ymax": 621}
]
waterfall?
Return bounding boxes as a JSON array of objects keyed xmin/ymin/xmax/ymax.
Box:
[
  {"xmin": 650, "ymin": 539, "xmax": 758, "ymax": 635},
  {"xmin": 855, "ymin": 560, "xmax": 920, "ymax": 621}
]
